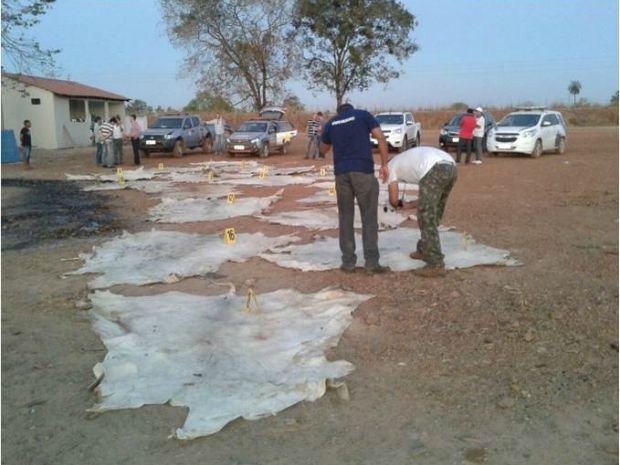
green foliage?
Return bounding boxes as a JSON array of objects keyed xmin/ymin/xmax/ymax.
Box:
[
  {"xmin": 1, "ymin": 0, "xmax": 59, "ymax": 73},
  {"xmin": 184, "ymin": 93, "xmax": 234, "ymax": 113},
  {"xmin": 292, "ymin": 0, "xmax": 417, "ymax": 107},
  {"xmin": 281, "ymin": 94, "xmax": 305, "ymax": 111},
  {"xmin": 568, "ymin": 80, "xmax": 582, "ymax": 105},
  {"xmin": 126, "ymin": 99, "xmax": 152, "ymax": 115},
  {"xmin": 610, "ymin": 90, "xmax": 619, "ymax": 105}
]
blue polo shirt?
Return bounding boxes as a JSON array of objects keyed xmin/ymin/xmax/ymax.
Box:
[{"xmin": 321, "ymin": 106, "xmax": 379, "ymax": 175}]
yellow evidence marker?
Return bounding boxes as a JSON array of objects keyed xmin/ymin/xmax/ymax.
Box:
[
  {"xmin": 319, "ymin": 167, "xmax": 326, "ymax": 176},
  {"xmin": 158, "ymin": 162, "xmax": 164, "ymax": 171},
  {"xmin": 328, "ymin": 184, "xmax": 336, "ymax": 196},
  {"xmin": 224, "ymin": 227, "xmax": 236, "ymax": 245},
  {"xmin": 259, "ymin": 166, "xmax": 268, "ymax": 179},
  {"xmin": 116, "ymin": 168, "xmax": 125, "ymax": 185},
  {"xmin": 227, "ymin": 192, "xmax": 236, "ymax": 204},
  {"xmin": 208, "ymin": 170, "xmax": 214, "ymax": 181},
  {"xmin": 243, "ymin": 287, "xmax": 261, "ymax": 314}
]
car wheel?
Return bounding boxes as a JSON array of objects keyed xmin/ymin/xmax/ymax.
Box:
[
  {"xmin": 531, "ymin": 140, "xmax": 542, "ymax": 158},
  {"xmin": 260, "ymin": 144, "xmax": 269, "ymax": 158},
  {"xmin": 202, "ymin": 137, "xmax": 213, "ymax": 154},
  {"xmin": 415, "ymin": 134, "xmax": 420, "ymax": 147},
  {"xmin": 173, "ymin": 140, "xmax": 185, "ymax": 157},
  {"xmin": 141, "ymin": 150, "xmax": 150, "ymax": 158},
  {"xmin": 280, "ymin": 142, "xmax": 288, "ymax": 155},
  {"xmin": 556, "ymin": 137, "xmax": 566, "ymax": 154},
  {"xmin": 399, "ymin": 136, "xmax": 408, "ymax": 153}
]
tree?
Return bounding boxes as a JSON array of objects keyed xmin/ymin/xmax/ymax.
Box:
[
  {"xmin": 1, "ymin": 0, "xmax": 59, "ymax": 74},
  {"xmin": 568, "ymin": 80, "xmax": 582, "ymax": 106},
  {"xmin": 184, "ymin": 92, "xmax": 234, "ymax": 113},
  {"xmin": 126, "ymin": 99, "xmax": 152, "ymax": 115},
  {"xmin": 610, "ymin": 90, "xmax": 619, "ymax": 105},
  {"xmin": 160, "ymin": 0, "xmax": 297, "ymax": 111},
  {"xmin": 292, "ymin": 0, "xmax": 417, "ymax": 108},
  {"xmin": 282, "ymin": 93, "xmax": 305, "ymax": 111}
]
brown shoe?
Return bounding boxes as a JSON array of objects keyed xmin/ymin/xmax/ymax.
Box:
[
  {"xmin": 365, "ymin": 264, "xmax": 391, "ymax": 275},
  {"xmin": 413, "ymin": 265, "xmax": 446, "ymax": 278},
  {"xmin": 409, "ymin": 251, "xmax": 425, "ymax": 261}
]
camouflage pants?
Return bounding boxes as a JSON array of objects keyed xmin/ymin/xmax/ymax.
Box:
[{"xmin": 416, "ymin": 163, "xmax": 457, "ymax": 266}]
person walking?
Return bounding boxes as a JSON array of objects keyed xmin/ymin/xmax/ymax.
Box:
[
  {"xmin": 386, "ymin": 146, "xmax": 457, "ymax": 277},
  {"xmin": 128, "ymin": 114, "xmax": 142, "ymax": 165},
  {"xmin": 19, "ymin": 119, "xmax": 32, "ymax": 169},
  {"xmin": 456, "ymin": 108, "xmax": 476, "ymax": 164},
  {"xmin": 472, "ymin": 107, "xmax": 485, "ymax": 164},
  {"xmin": 319, "ymin": 103, "xmax": 390, "ymax": 275},
  {"xmin": 93, "ymin": 116, "xmax": 104, "ymax": 166},
  {"xmin": 100, "ymin": 117, "xmax": 115, "ymax": 168},
  {"xmin": 304, "ymin": 112, "xmax": 321, "ymax": 159}
]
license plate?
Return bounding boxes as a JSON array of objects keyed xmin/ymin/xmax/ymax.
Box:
[
  {"xmin": 451, "ymin": 137, "xmax": 459, "ymax": 143},
  {"xmin": 233, "ymin": 145, "xmax": 245, "ymax": 151},
  {"xmin": 497, "ymin": 143, "xmax": 511, "ymax": 150},
  {"xmin": 145, "ymin": 140, "xmax": 156, "ymax": 145}
]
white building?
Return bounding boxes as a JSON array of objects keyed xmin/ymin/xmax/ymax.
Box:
[{"xmin": 1, "ymin": 73, "xmax": 130, "ymax": 149}]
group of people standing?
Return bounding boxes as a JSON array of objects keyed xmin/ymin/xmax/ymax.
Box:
[
  {"xmin": 93, "ymin": 114, "xmax": 143, "ymax": 168},
  {"xmin": 319, "ymin": 103, "xmax": 457, "ymax": 278},
  {"xmin": 456, "ymin": 107, "xmax": 485, "ymax": 164}
]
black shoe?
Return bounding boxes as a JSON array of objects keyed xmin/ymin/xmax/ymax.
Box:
[{"xmin": 365, "ymin": 264, "xmax": 391, "ymax": 275}]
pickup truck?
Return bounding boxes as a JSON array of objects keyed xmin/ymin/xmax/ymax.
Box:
[
  {"xmin": 140, "ymin": 115, "xmax": 210, "ymax": 157},
  {"xmin": 370, "ymin": 111, "xmax": 421, "ymax": 152},
  {"xmin": 227, "ymin": 107, "xmax": 297, "ymax": 158}
]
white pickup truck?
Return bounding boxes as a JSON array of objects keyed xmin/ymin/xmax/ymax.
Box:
[{"xmin": 370, "ymin": 111, "xmax": 421, "ymax": 152}]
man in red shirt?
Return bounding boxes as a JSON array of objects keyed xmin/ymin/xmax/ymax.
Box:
[{"xmin": 457, "ymin": 108, "xmax": 476, "ymax": 164}]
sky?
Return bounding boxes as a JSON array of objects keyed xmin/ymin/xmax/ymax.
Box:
[{"xmin": 7, "ymin": 0, "xmax": 619, "ymax": 111}]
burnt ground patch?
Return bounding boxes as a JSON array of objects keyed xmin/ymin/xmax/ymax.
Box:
[{"xmin": 1, "ymin": 178, "xmax": 123, "ymax": 251}]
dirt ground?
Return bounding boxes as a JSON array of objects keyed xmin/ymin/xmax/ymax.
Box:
[{"xmin": 1, "ymin": 127, "xmax": 618, "ymax": 465}]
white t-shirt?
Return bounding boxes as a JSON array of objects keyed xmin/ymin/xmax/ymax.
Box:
[
  {"xmin": 387, "ymin": 147, "xmax": 455, "ymax": 184},
  {"xmin": 473, "ymin": 115, "xmax": 485, "ymax": 138}
]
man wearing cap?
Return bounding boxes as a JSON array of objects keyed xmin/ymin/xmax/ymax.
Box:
[
  {"xmin": 473, "ymin": 107, "xmax": 485, "ymax": 164},
  {"xmin": 319, "ymin": 103, "xmax": 390, "ymax": 275},
  {"xmin": 457, "ymin": 108, "xmax": 476, "ymax": 164},
  {"xmin": 386, "ymin": 146, "xmax": 457, "ymax": 277}
]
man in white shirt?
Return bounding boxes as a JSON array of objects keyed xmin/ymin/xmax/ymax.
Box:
[
  {"xmin": 472, "ymin": 107, "xmax": 485, "ymax": 164},
  {"xmin": 387, "ymin": 146, "xmax": 457, "ymax": 277}
]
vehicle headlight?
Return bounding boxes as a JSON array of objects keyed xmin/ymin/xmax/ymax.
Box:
[
  {"xmin": 393, "ymin": 128, "xmax": 402, "ymax": 134},
  {"xmin": 440, "ymin": 129, "xmax": 447, "ymax": 136},
  {"xmin": 522, "ymin": 128, "xmax": 537, "ymax": 138},
  {"xmin": 251, "ymin": 138, "xmax": 260, "ymax": 144},
  {"xmin": 164, "ymin": 133, "xmax": 174, "ymax": 139}
]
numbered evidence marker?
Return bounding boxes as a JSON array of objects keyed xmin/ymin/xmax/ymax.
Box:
[
  {"xmin": 319, "ymin": 167, "xmax": 326, "ymax": 176},
  {"xmin": 208, "ymin": 170, "xmax": 214, "ymax": 181},
  {"xmin": 328, "ymin": 184, "xmax": 336, "ymax": 196},
  {"xmin": 223, "ymin": 227, "xmax": 236, "ymax": 245},
  {"xmin": 158, "ymin": 162, "xmax": 164, "ymax": 171},
  {"xmin": 259, "ymin": 166, "xmax": 268, "ymax": 179},
  {"xmin": 116, "ymin": 167, "xmax": 125, "ymax": 185},
  {"xmin": 227, "ymin": 192, "xmax": 236, "ymax": 204}
]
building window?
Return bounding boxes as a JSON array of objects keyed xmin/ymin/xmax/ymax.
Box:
[{"xmin": 31, "ymin": 98, "xmax": 41, "ymax": 105}]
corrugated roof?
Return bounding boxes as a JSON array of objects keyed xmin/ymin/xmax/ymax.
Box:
[{"xmin": 5, "ymin": 74, "xmax": 129, "ymax": 101}]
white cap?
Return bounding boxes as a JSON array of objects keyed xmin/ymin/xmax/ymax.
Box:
[{"xmin": 475, "ymin": 107, "xmax": 484, "ymax": 112}]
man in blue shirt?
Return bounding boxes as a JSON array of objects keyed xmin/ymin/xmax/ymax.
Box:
[{"xmin": 320, "ymin": 103, "xmax": 390, "ymax": 275}]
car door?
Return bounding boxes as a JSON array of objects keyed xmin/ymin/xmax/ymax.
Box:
[
  {"xmin": 540, "ymin": 114, "xmax": 557, "ymax": 150},
  {"xmin": 268, "ymin": 122, "xmax": 278, "ymax": 149}
]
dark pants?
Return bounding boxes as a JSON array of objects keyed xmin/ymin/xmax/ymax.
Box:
[
  {"xmin": 335, "ymin": 171, "xmax": 380, "ymax": 269},
  {"xmin": 131, "ymin": 138, "xmax": 141, "ymax": 165},
  {"xmin": 416, "ymin": 163, "xmax": 457, "ymax": 266},
  {"xmin": 456, "ymin": 137, "xmax": 473, "ymax": 163}
]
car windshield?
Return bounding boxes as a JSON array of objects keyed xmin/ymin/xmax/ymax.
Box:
[
  {"xmin": 448, "ymin": 114, "xmax": 463, "ymax": 126},
  {"xmin": 151, "ymin": 118, "xmax": 183, "ymax": 129},
  {"xmin": 498, "ymin": 114, "xmax": 541, "ymax": 127},
  {"xmin": 376, "ymin": 114, "xmax": 404, "ymax": 125},
  {"xmin": 238, "ymin": 122, "xmax": 267, "ymax": 132}
]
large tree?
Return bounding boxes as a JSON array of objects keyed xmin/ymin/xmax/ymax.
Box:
[
  {"xmin": 160, "ymin": 0, "xmax": 297, "ymax": 111},
  {"xmin": 1, "ymin": 0, "xmax": 59, "ymax": 74},
  {"xmin": 292, "ymin": 0, "xmax": 417, "ymax": 107}
]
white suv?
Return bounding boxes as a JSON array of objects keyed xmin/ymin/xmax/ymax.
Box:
[{"xmin": 486, "ymin": 107, "xmax": 567, "ymax": 158}]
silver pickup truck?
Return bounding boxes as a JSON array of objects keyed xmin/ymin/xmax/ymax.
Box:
[{"xmin": 140, "ymin": 115, "xmax": 210, "ymax": 157}]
